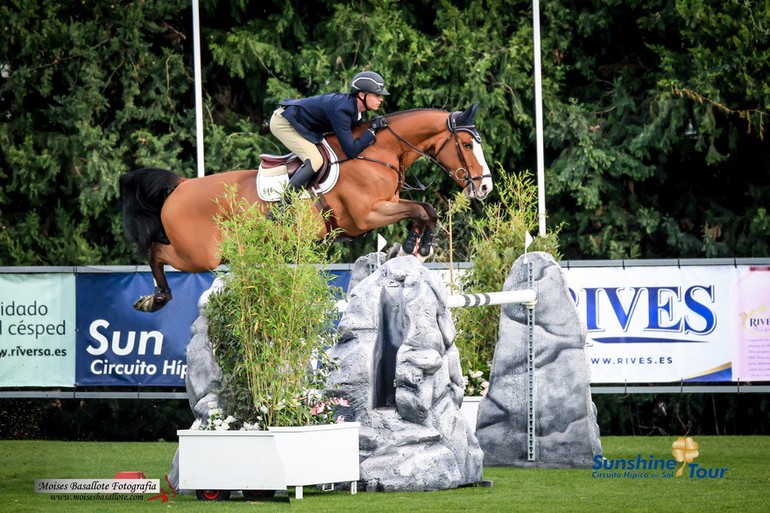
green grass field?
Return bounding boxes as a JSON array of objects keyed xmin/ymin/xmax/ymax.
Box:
[{"xmin": 3, "ymin": 436, "xmax": 768, "ymax": 513}]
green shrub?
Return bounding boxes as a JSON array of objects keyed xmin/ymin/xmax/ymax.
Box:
[
  {"xmin": 205, "ymin": 188, "xmax": 341, "ymax": 428},
  {"xmin": 453, "ymin": 168, "xmax": 561, "ymax": 387}
]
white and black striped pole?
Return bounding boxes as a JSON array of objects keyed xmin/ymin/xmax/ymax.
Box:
[
  {"xmin": 446, "ymin": 290, "xmax": 536, "ymax": 309},
  {"xmin": 336, "ymin": 289, "xmax": 536, "ymax": 313}
]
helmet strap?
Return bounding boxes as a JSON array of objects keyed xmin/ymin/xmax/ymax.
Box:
[{"xmin": 357, "ymin": 91, "xmax": 372, "ymax": 112}]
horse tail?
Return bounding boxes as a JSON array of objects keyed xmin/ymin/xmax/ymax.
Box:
[{"xmin": 119, "ymin": 167, "xmax": 184, "ymax": 255}]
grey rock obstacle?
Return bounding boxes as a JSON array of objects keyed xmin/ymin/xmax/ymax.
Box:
[
  {"xmin": 347, "ymin": 251, "xmax": 386, "ymax": 292},
  {"xmin": 168, "ymin": 277, "xmax": 226, "ymax": 492},
  {"xmin": 475, "ymin": 251, "xmax": 602, "ymax": 468},
  {"xmin": 328, "ymin": 255, "xmax": 484, "ymax": 491}
]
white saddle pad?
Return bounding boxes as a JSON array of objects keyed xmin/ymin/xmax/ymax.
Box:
[{"xmin": 256, "ymin": 139, "xmax": 341, "ymax": 202}]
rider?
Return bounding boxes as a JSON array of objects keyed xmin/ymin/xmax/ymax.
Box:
[{"xmin": 268, "ymin": 70, "xmax": 390, "ymax": 213}]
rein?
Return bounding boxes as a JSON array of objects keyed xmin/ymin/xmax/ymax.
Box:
[{"xmin": 354, "ymin": 114, "xmax": 491, "ymax": 195}]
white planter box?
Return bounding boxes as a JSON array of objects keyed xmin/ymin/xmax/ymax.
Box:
[
  {"xmin": 461, "ymin": 396, "xmax": 482, "ymax": 432},
  {"xmin": 178, "ymin": 422, "xmax": 360, "ymax": 500},
  {"xmin": 178, "ymin": 429, "xmax": 286, "ymax": 493},
  {"xmin": 268, "ymin": 423, "xmax": 360, "ymax": 489}
]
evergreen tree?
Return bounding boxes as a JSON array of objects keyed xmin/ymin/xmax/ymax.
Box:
[{"xmin": 1, "ymin": 0, "xmax": 767, "ymax": 265}]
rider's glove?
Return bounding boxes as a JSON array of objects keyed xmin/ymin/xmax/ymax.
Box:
[{"xmin": 370, "ymin": 116, "xmax": 388, "ymax": 132}]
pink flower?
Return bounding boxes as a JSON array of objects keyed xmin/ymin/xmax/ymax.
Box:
[{"xmin": 310, "ymin": 401, "xmax": 328, "ymax": 416}]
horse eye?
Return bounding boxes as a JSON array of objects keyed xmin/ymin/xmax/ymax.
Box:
[{"xmin": 463, "ymin": 142, "xmax": 473, "ymax": 150}]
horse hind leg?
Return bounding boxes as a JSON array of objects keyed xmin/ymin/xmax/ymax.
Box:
[
  {"xmin": 133, "ymin": 286, "xmax": 173, "ymax": 313},
  {"xmin": 133, "ymin": 242, "xmax": 173, "ymax": 313}
]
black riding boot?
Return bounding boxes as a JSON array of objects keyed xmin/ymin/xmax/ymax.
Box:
[{"xmin": 268, "ymin": 159, "xmax": 316, "ymax": 220}]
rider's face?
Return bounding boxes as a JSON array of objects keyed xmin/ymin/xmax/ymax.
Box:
[{"xmin": 359, "ymin": 92, "xmax": 384, "ymax": 111}]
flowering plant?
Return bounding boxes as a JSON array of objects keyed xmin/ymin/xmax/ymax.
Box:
[
  {"xmin": 463, "ymin": 369, "xmax": 489, "ymax": 397},
  {"xmin": 237, "ymin": 389, "xmax": 348, "ymax": 431},
  {"xmin": 191, "ymin": 402, "xmax": 237, "ymax": 431},
  {"xmin": 304, "ymin": 389, "xmax": 349, "ymax": 424}
]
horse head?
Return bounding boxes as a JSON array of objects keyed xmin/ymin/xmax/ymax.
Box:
[{"xmin": 436, "ymin": 102, "xmax": 493, "ymax": 200}]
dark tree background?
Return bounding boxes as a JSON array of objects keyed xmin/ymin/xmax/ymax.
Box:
[{"xmin": 2, "ymin": 0, "xmax": 768, "ymax": 265}]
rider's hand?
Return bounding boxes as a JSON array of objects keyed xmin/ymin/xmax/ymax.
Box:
[{"xmin": 370, "ymin": 116, "xmax": 388, "ymax": 132}]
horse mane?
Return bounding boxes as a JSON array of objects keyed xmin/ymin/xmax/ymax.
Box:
[{"xmin": 385, "ymin": 107, "xmax": 448, "ymax": 119}]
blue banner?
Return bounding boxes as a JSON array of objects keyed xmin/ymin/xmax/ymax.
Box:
[{"xmin": 75, "ymin": 272, "xmax": 215, "ymax": 386}]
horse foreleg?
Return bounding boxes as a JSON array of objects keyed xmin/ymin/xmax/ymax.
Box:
[
  {"xmin": 418, "ymin": 225, "xmax": 435, "ymax": 258},
  {"xmin": 401, "ymin": 201, "xmax": 437, "ymax": 261},
  {"xmin": 401, "ymin": 224, "xmax": 422, "ymax": 255},
  {"xmin": 133, "ymin": 242, "xmax": 173, "ymax": 313},
  {"xmin": 397, "ymin": 224, "xmax": 434, "ymax": 261},
  {"xmin": 359, "ymin": 199, "xmax": 436, "ymax": 261}
]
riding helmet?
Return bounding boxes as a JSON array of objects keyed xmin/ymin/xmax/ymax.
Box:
[{"xmin": 350, "ymin": 71, "xmax": 390, "ymax": 95}]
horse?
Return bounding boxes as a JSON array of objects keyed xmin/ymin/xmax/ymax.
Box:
[{"xmin": 120, "ymin": 102, "xmax": 493, "ymax": 312}]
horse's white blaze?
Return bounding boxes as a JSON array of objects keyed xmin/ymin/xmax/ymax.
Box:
[{"xmin": 469, "ymin": 140, "xmax": 493, "ymax": 199}]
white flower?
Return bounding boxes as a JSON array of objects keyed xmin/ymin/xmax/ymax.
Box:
[
  {"xmin": 191, "ymin": 419, "xmax": 202, "ymax": 430},
  {"xmin": 224, "ymin": 415, "xmax": 236, "ymax": 424}
]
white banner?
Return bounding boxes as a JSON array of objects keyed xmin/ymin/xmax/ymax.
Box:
[
  {"xmin": 563, "ymin": 265, "xmax": 770, "ymax": 383},
  {"xmin": 0, "ymin": 274, "xmax": 76, "ymax": 386}
]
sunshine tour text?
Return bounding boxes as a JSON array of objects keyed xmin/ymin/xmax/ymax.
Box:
[
  {"xmin": 86, "ymin": 320, "xmax": 186, "ymax": 378},
  {"xmin": 592, "ymin": 455, "xmax": 728, "ymax": 479}
]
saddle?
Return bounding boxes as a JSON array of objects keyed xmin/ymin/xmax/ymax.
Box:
[
  {"xmin": 258, "ymin": 142, "xmax": 333, "ymax": 186},
  {"xmin": 256, "ymin": 139, "xmax": 341, "ymax": 204}
]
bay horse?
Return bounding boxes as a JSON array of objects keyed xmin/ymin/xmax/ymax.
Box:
[{"xmin": 120, "ymin": 103, "xmax": 493, "ymax": 312}]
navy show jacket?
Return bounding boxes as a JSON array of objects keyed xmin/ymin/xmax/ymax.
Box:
[{"xmin": 279, "ymin": 93, "xmax": 375, "ymax": 159}]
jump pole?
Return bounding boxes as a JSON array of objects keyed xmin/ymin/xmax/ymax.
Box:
[
  {"xmin": 446, "ymin": 289, "xmax": 536, "ymax": 309},
  {"xmin": 335, "ymin": 289, "xmax": 537, "ymax": 312}
]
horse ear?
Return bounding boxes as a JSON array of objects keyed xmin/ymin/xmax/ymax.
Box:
[{"xmin": 456, "ymin": 102, "xmax": 480, "ymax": 126}]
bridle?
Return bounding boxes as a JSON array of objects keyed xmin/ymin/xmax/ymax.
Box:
[{"xmin": 354, "ymin": 111, "xmax": 492, "ymax": 194}]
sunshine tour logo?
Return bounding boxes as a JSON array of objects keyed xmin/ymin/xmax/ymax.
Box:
[{"xmin": 592, "ymin": 437, "xmax": 728, "ymax": 480}]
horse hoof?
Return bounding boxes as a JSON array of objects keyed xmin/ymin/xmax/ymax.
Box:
[
  {"xmin": 387, "ymin": 243, "xmax": 402, "ymax": 260},
  {"xmin": 133, "ymin": 295, "xmax": 168, "ymax": 313},
  {"xmin": 416, "ymin": 247, "xmax": 434, "ymax": 263}
]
